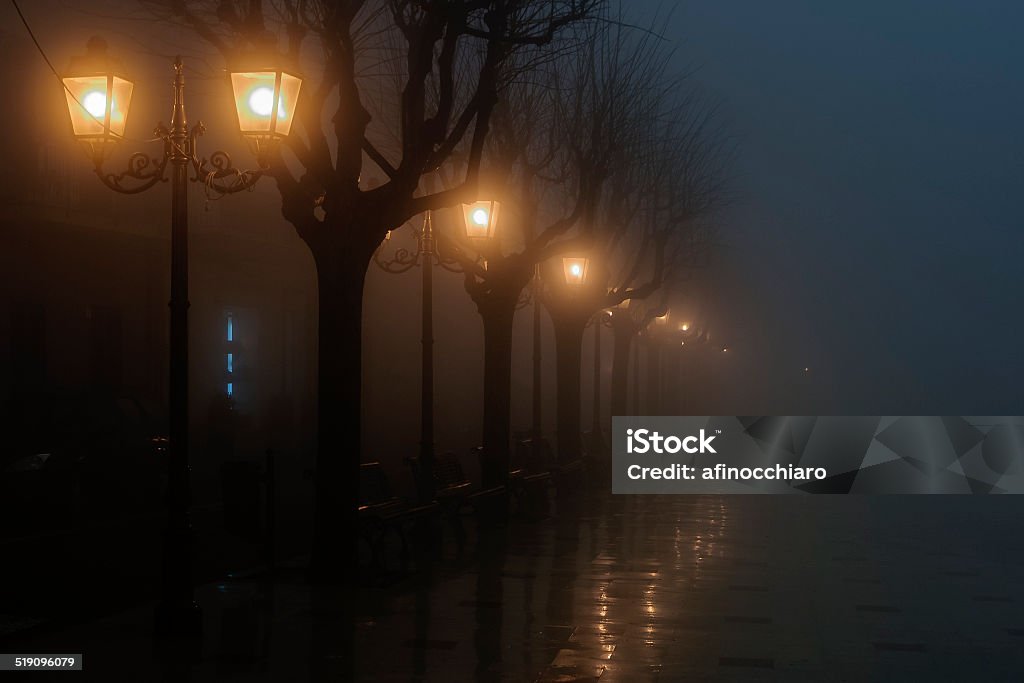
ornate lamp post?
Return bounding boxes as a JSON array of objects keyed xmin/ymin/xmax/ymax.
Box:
[
  {"xmin": 62, "ymin": 38, "xmax": 300, "ymax": 636},
  {"xmin": 372, "ymin": 207, "xmax": 495, "ymax": 501},
  {"xmin": 531, "ymin": 265, "xmax": 543, "ymax": 457}
]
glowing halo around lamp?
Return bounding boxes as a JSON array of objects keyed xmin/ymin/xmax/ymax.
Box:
[
  {"xmin": 561, "ymin": 256, "xmax": 590, "ymax": 287},
  {"xmin": 461, "ymin": 200, "xmax": 500, "ymax": 239}
]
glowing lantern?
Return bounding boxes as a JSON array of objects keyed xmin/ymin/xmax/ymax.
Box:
[
  {"xmin": 230, "ymin": 66, "xmax": 302, "ymax": 138},
  {"xmin": 461, "ymin": 200, "xmax": 500, "ymax": 239},
  {"xmin": 562, "ymin": 256, "xmax": 590, "ymax": 287},
  {"xmin": 63, "ymin": 37, "xmax": 134, "ymax": 142}
]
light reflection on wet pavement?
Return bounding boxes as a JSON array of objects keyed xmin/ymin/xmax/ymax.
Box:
[
  {"xmin": 355, "ymin": 494, "xmax": 1024, "ymax": 681},
  {"xmin": 6, "ymin": 492, "xmax": 1024, "ymax": 681}
]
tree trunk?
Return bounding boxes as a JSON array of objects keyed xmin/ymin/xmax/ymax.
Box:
[
  {"xmin": 478, "ymin": 295, "xmax": 517, "ymax": 488},
  {"xmin": 610, "ymin": 321, "xmax": 634, "ymax": 418},
  {"xmin": 553, "ymin": 315, "xmax": 586, "ymax": 464},
  {"xmin": 645, "ymin": 340, "xmax": 662, "ymax": 414},
  {"xmin": 310, "ymin": 240, "xmax": 374, "ymax": 581}
]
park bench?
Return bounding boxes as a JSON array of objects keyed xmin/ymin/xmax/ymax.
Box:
[
  {"xmin": 511, "ymin": 439, "xmax": 554, "ymax": 519},
  {"xmin": 358, "ymin": 462, "xmax": 437, "ymax": 575}
]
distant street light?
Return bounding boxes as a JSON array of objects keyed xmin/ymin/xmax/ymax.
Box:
[
  {"xmin": 561, "ymin": 255, "xmax": 590, "ymax": 287},
  {"xmin": 62, "ymin": 39, "xmax": 300, "ymax": 637},
  {"xmin": 461, "ymin": 200, "xmax": 501, "ymax": 240}
]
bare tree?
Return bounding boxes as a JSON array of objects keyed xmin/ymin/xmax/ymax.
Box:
[
  {"xmin": 427, "ymin": 6, "xmax": 671, "ymax": 484},
  {"xmin": 542, "ymin": 45, "xmax": 732, "ymax": 463},
  {"xmin": 147, "ymin": 0, "xmax": 601, "ymax": 574}
]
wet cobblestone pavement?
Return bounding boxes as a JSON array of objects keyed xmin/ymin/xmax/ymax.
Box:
[
  {"xmin": 6, "ymin": 492, "xmax": 1024, "ymax": 681},
  {"xmin": 355, "ymin": 494, "xmax": 1024, "ymax": 682}
]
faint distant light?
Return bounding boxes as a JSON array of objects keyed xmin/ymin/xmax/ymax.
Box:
[
  {"xmin": 721, "ymin": 346, "xmax": 729, "ymax": 353},
  {"xmin": 227, "ymin": 313, "xmax": 233, "ymax": 342},
  {"xmin": 804, "ymin": 367, "xmax": 809, "ymax": 372}
]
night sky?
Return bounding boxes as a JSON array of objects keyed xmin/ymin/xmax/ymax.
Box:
[{"xmin": 651, "ymin": 1, "xmax": 1024, "ymax": 414}]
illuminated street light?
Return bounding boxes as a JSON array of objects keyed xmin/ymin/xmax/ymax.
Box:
[
  {"xmin": 62, "ymin": 37, "xmax": 133, "ymax": 145},
  {"xmin": 373, "ymin": 212, "xmax": 468, "ymax": 501},
  {"xmin": 230, "ymin": 67, "xmax": 302, "ymax": 138},
  {"xmin": 562, "ymin": 256, "xmax": 590, "ymax": 287},
  {"xmin": 62, "ymin": 40, "xmax": 299, "ymax": 638},
  {"xmin": 461, "ymin": 200, "xmax": 500, "ymax": 239}
]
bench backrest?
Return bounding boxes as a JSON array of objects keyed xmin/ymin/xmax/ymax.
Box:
[
  {"xmin": 359, "ymin": 462, "xmax": 394, "ymax": 506},
  {"xmin": 434, "ymin": 451, "xmax": 468, "ymax": 488}
]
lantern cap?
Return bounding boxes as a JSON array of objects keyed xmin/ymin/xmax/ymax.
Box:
[
  {"xmin": 66, "ymin": 36, "xmax": 127, "ymax": 77},
  {"xmin": 225, "ymin": 45, "xmax": 303, "ymax": 77}
]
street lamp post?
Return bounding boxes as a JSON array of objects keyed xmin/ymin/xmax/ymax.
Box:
[
  {"xmin": 531, "ymin": 266, "xmax": 543, "ymax": 458},
  {"xmin": 585, "ymin": 309, "xmax": 613, "ymax": 453},
  {"xmin": 373, "ymin": 200, "xmax": 501, "ymax": 498},
  {"xmin": 62, "ymin": 39, "xmax": 300, "ymax": 636},
  {"xmin": 373, "ymin": 212, "xmax": 466, "ymax": 502}
]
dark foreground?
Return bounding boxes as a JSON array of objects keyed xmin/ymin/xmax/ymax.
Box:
[{"xmin": 4, "ymin": 492, "xmax": 1024, "ymax": 681}]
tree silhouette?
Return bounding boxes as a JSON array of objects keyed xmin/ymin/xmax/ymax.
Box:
[
  {"xmin": 541, "ymin": 45, "xmax": 731, "ymax": 462},
  {"xmin": 151, "ymin": 0, "xmax": 601, "ymax": 574}
]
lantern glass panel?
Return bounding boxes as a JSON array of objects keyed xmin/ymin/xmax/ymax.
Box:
[
  {"xmin": 63, "ymin": 75, "xmax": 133, "ymax": 138},
  {"xmin": 231, "ymin": 70, "xmax": 301, "ymax": 137}
]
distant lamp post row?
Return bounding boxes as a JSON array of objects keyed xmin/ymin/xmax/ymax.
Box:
[
  {"xmin": 61, "ymin": 37, "xmax": 302, "ymax": 637},
  {"xmin": 375, "ymin": 197, "xmax": 590, "ymax": 494}
]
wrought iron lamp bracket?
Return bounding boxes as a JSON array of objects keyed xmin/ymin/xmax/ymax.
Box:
[
  {"xmin": 373, "ymin": 241, "xmax": 421, "ymax": 274},
  {"xmin": 188, "ymin": 122, "xmax": 266, "ymax": 195},
  {"xmin": 90, "ymin": 134, "xmax": 170, "ymax": 195}
]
